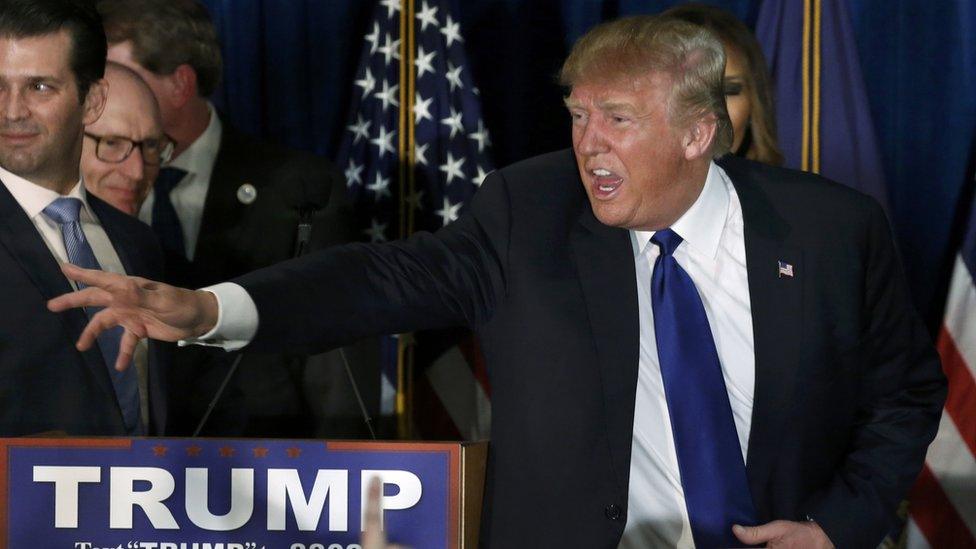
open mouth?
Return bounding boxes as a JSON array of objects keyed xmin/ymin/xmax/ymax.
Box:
[{"xmin": 590, "ymin": 168, "xmax": 623, "ymax": 198}]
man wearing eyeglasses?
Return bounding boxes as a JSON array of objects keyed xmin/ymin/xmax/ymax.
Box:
[
  {"xmin": 0, "ymin": 0, "xmax": 169, "ymax": 436},
  {"xmin": 82, "ymin": 62, "xmax": 173, "ymax": 216}
]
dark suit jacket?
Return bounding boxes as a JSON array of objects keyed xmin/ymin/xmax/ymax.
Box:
[
  {"xmin": 233, "ymin": 150, "xmax": 946, "ymax": 548},
  {"xmin": 0, "ymin": 182, "xmax": 168, "ymax": 436},
  {"xmin": 165, "ymin": 120, "xmax": 356, "ymax": 436}
]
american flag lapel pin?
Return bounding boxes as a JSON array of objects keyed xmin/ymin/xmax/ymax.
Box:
[{"xmin": 778, "ymin": 260, "xmax": 795, "ymax": 278}]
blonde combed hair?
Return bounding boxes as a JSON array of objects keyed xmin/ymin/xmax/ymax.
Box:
[{"xmin": 560, "ymin": 15, "xmax": 733, "ymax": 158}]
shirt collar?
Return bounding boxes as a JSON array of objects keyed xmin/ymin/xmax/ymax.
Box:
[
  {"xmin": 167, "ymin": 101, "xmax": 222, "ymax": 175},
  {"xmin": 632, "ymin": 161, "xmax": 730, "ymax": 259},
  {"xmin": 0, "ymin": 164, "xmax": 89, "ymax": 220}
]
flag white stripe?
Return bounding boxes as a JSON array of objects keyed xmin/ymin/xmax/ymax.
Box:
[
  {"xmin": 923, "ymin": 411, "xmax": 976, "ymax": 538},
  {"xmin": 905, "ymin": 519, "xmax": 933, "ymax": 549},
  {"xmin": 944, "ymin": 256, "xmax": 976, "ymax": 382},
  {"xmin": 426, "ymin": 346, "xmax": 491, "ymax": 440}
]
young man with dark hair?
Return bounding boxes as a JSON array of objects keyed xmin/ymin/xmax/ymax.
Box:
[
  {"xmin": 96, "ymin": 0, "xmax": 356, "ymax": 437},
  {"xmin": 0, "ymin": 0, "xmax": 168, "ymax": 436}
]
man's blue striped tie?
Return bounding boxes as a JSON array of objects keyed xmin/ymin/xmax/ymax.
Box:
[
  {"xmin": 43, "ymin": 197, "xmax": 143, "ymax": 435},
  {"xmin": 650, "ymin": 228, "xmax": 757, "ymax": 547}
]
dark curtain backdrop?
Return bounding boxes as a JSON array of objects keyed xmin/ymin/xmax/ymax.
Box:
[{"xmin": 200, "ymin": 0, "xmax": 976, "ymax": 329}]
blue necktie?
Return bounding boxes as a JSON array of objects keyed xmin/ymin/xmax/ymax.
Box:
[
  {"xmin": 650, "ymin": 229, "xmax": 757, "ymax": 548},
  {"xmin": 152, "ymin": 167, "xmax": 188, "ymax": 258},
  {"xmin": 43, "ymin": 197, "xmax": 143, "ymax": 435}
]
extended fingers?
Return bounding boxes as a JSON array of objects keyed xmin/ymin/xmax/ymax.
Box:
[
  {"xmin": 115, "ymin": 330, "xmax": 141, "ymax": 371},
  {"xmin": 60, "ymin": 263, "xmax": 127, "ymax": 288},
  {"xmin": 47, "ymin": 285, "xmax": 112, "ymax": 312},
  {"xmin": 76, "ymin": 307, "xmax": 122, "ymax": 351},
  {"xmin": 733, "ymin": 521, "xmax": 790, "ymax": 543}
]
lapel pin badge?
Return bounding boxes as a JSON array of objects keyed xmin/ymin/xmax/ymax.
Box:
[
  {"xmin": 778, "ymin": 260, "xmax": 794, "ymax": 278},
  {"xmin": 237, "ymin": 183, "xmax": 257, "ymax": 205}
]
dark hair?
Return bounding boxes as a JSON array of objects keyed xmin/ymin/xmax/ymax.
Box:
[
  {"xmin": 98, "ymin": 0, "xmax": 222, "ymax": 97},
  {"xmin": 0, "ymin": 0, "xmax": 106, "ymax": 101},
  {"xmin": 661, "ymin": 3, "xmax": 784, "ymax": 166}
]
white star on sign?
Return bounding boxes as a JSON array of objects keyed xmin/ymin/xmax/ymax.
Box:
[
  {"xmin": 414, "ymin": 92, "xmax": 433, "ymax": 124},
  {"xmin": 473, "ymin": 166, "xmax": 491, "ymax": 187},
  {"xmin": 415, "ymin": 46, "xmax": 437, "ymax": 79},
  {"xmin": 370, "ymin": 126, "xmax": 397, "ymax": 159},
  {"xmin": 440, "ymin": 15, "xmax": 463, "ymax": 47},
  {"xmin": 347, "ymin": 114, "xmax": 371, "ymax": 144},
  {"xmin": 378, "ymin": 33, "xmax": 401, "ymax": 65},
  {"xmin": 445, "ymin": 62, "xmax": 464, "ymax": 92},
  {"xmin": 415, "ymin": 142, "xmax": 430, "ymax": 166},
  {"xmin": 374, "ymin": 79, "xmax": 400, "ymax": 112},
  {"xmin": 440, "ymin": 107, "xmax": 464, "ymax": 139},
  {"xmin": 366, "ymin": 172, "xmax": 392, "ymax": 201},
  {"xmin": 364, "ymin": 217, "xmax": 388, "ymax": 243},
  {"xmin": 364, "ymin": 22, "xmax": 380, "ymax": 54},
  {"xmin": 354, "ymin": 68, "xmax": 376, "ymax": 98},
  {"xmin": 439, "ymin": 151, "xmax": 466, "ymax": 185},
  {"xmin": 344, "ymin": 159, "xmax": 364, "ymax": 188},
  {"xmin": 404, "ymin": 189, "xmax": 425, "ymax": 211},
  {"xmin": 435, "ymin": 196, "xmax": 463, "ymax": 226},
  {"xmin": 380, "ymin": 0, "xmax": 401, "ymax": 19},
  {"xmin": 416, "ymin": 1, "xmax": 439, "ymax": 31}
]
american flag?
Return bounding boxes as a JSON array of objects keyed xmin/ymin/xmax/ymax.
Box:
[
  {"xmin": 905, "ymin": 189, "xmax": 976, "ymax": 546},
  {"xmin": 336, "ymin": 0, "xmax": 493, "ymax": 437}
]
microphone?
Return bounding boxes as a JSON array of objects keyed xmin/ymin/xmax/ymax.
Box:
[{"xmin": 276, "ymin": 163, "xmax": 333, "ymax": 259}]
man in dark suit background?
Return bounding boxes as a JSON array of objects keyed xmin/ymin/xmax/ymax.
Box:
[
  {"xmin": 52, "ymin": 15, "xmax": 946, "ymax": 548},
  {"xmin": 95, "ymin": 0, "xmax": 357, "ymax": 437},
  {"xmin": 0, "ymin": 0, "xmax": 168, "ymax": 436}
]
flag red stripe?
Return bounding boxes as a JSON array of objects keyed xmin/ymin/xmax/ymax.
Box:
[
  {"xmin": 459, "ymin": 335, "xmax": 491, "ymax": 397},
  {"xmin": 936, "ymin": 327, "xmax": 976, "ymax": 458},
  {"xmin": 909, "ymin": 464, "xmax": 976, "ymax": 548}
]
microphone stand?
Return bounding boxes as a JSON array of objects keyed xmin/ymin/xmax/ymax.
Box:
[{"xmin": 192, "ymin": 206, "xmax": 377, "ymax": 440}]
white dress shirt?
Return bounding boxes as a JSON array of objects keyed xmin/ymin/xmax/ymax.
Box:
[
  {"xmin": 197, "ymin": 163, "xmax": 757, "ymax": 548},
  {"xmin": 0, "ymin": 166, "xmax": 150, "ymax": 429},
  {"xmin": 139, "ymin": 102, "xmax": 222, "ymax": 260},
  {"xmin": 619, "ymin": 162, "xmax": 755, "ymax": 548}
]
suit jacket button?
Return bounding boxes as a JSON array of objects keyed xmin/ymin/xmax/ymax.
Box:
[{"xmin": 605, "ymin": 503, "xmax": 622, "ymax": 521}]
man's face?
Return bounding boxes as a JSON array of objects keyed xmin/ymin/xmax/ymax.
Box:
[
  {"xmin": 567, "ymin": 72, "xmax": 696, "ymax": 231},
  {"xmin": 0, "ymin": 31, "xmax": 102, "ymax": 189},
  {"xmin": 106, "ymin": 41, "xmax": 176, "ymax": 130},
  {"xmin": 82, "ymin": 71, "xmax": 164, "ymax": 215}
]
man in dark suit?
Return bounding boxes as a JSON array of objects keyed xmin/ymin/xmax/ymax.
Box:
[
  {"xmin": 51, "ymin": 15, "xmax": 946, "ymax": 548},
  {"xmin": 0, "ymin": 0, "xmax": 168, "ymax": 436},
  {"xmin": 96, "ymin": 0, "xmax": 355, "ymax": 436}
]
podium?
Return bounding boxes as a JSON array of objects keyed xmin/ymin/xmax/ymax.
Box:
[{"xmin": 0, "ymin": 437, "xmax": 487, "ymax": 549}]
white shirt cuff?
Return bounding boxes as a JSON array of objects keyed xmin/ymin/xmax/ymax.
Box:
[{"xmin": 178, "ymin": 282, "xmax": 258, "ymax": 351}]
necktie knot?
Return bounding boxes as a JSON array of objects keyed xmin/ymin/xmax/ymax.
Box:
[
  {"xmin": 650, "ymin": 228, "xmax": 683, "ymax": 257},
  {"xmin": 43, "ymin": 196, "xmax": 84, "ymax": 225},
  {"xmin": 155, "ymin": 167, "xmax": 187, "ymax": 194}
]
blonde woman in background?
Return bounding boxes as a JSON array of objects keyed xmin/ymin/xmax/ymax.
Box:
[{"xmin": 663, "ymin": 3, "xmax": 784, "ymax": 166}]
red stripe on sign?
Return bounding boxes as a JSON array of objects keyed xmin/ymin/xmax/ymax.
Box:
[
  {"xmin": 936, "ymin": 327, "xmax": 976, "ymax": 458},
  {"xmin": 909, "ymin": 465, "xmax": 976, "ymax": 548}
]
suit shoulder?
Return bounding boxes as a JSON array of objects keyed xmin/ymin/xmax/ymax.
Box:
[
  {"xmin": 719, "ymin": 155, "xmax": 885, "ymax": 225},
  {"xmin": 219, "ymin": 123, "xmax": 338, "ymax": 181}
]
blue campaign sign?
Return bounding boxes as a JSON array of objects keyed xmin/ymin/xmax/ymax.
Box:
[{"xmin": 0, "ymin": 438, "xmax": 462, "ymax": 549}]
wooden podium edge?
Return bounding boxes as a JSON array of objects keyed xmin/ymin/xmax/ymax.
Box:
[{"xmin": 460, "ymin": 441, "xmax": 488, "ymax": 548}]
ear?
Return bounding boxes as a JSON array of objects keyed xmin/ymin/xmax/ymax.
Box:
[
  {"xmin": 81, "ymin": 78, "xmax": 108, "ymax": 126},
  {"xmin": 682, "ymin": 113, "xmax": 717, "ymax": 161},
  {"xmin": 169, "ymin": 64, "xmax": 200, "ymax": 109}
]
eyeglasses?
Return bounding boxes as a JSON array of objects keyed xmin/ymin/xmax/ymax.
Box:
[{"xmin": 84, "ymin": 132, "xmax": 176, "ymax": 166}]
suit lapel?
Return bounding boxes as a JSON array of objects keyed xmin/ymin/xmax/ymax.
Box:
[
  {"xmin": 570, "ymin": 205, "xmax": 640, "ymax": 495},
  {"xmin": 0, "ymin": 181, "xmax": 118, "ymax": 402},
  {"xmin": 90, "ymin": 194, "xmax": 147, "ymax": 277},
  {"xmin": 722, "ymin": 159, "xmax": 804, "ymax": 518},
  {"xmin": 194, "ymin": 121, "xmax": 246, "ymax": 273}
]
